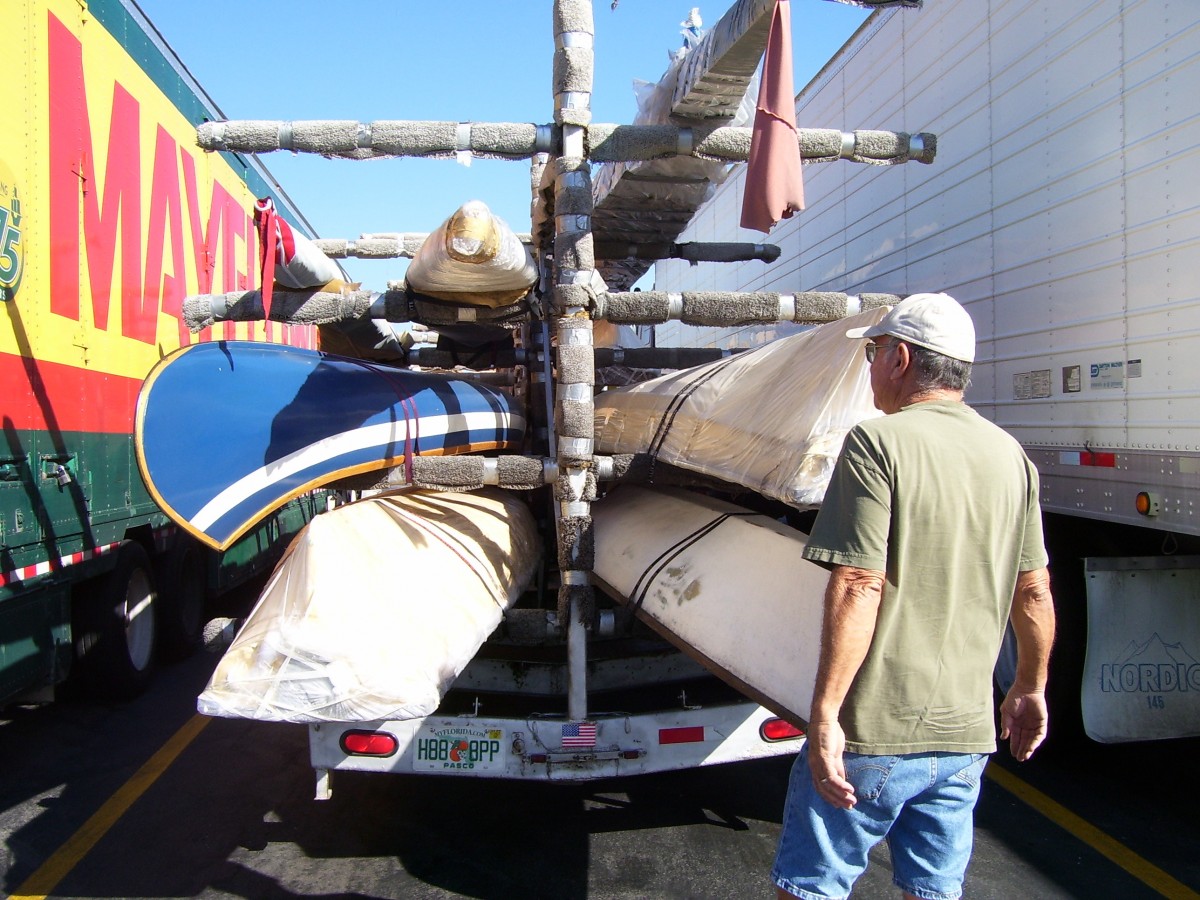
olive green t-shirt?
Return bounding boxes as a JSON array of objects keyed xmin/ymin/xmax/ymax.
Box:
[{"xmin": 802, "ymin": 400, "xmax": 1048, "ymax": 754}]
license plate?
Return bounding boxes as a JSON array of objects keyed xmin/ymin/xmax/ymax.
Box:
[{"xmin": 411, "ymin": 723, "xmax": 506, "ymax": 772}]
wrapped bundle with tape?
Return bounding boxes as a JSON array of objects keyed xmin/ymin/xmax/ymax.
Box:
[
  {"xmin": 197, "ymin": 489, "xmax": 541, "ymax": 723},
  {"xmin": 405, "ymin": 200, "xmax": 538, "ymax": 308},
  {"xmin": 593, "ymin": 306, "xmax": 890, "ymax": 508},
  {"xmin": 254, "ymin": 198, "xmax": 343, "ymax": 289}
]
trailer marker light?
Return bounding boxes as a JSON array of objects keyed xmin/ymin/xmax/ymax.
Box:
[
  {"xmin": 760, "ymin": 718, "xmax": 805, "ymax": 742},
  {"xmin": 659, "ymin": 726, "xmax": 706, "ymax": 744},
  {"xmin": 528, "ymin": 753, "xmax": 548, "ymax": 763},
  {"xmin": 621, "ymin": 749, "xmax": 643, "ymax": 760},
  {"xmin": 1135, "ymin": 491, "xmax": 1160, "ymax": 517},
  {"xmin": 340, "ymin": 730, "xmax": 399, "ymax": 757}
]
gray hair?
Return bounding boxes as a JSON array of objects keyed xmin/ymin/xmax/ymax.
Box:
[{"xmin": 904, "ymin": 342, "xmax": 972, "ymax": 392}]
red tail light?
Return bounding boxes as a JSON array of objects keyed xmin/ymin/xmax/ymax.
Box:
[
  {"xmin": 759, "ymin": 718, "xmax": 805, "ymax": 742},
  {"xmin": 340, "ymin": 730, "xmax": 399, "ymax": 757}
]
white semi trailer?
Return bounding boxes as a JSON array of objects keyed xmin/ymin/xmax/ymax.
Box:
[{"xmin": 654, "ymin": 0, "xmax": 1200, "ymax": 745}]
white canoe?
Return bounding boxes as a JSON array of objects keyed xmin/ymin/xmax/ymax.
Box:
[
  {"xmin": 593, "ymin": 306, "xmax": 888, "ymax": 510},
  {"xmin": 405, "ymin": 200, "xmax": 537, "ymax": 308},
  {"xmin": 198, "ymin": 488, "xmax": 540, "ymax": 723},
  {"xmin": 592, "ymin": 485, "xmax": 829, "ymax": 726}
]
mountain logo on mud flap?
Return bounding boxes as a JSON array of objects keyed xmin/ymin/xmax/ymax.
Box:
[{"xmin": 1099, "ymin": 633, "xmax": 1200, "ymax": 697}]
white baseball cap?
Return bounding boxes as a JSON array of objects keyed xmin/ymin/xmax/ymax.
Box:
[{"xmin": 845, "ymin": 292, "xmax": 976, "ymax": 363}]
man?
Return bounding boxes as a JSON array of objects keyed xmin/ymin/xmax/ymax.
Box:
[{"xmin": 772, "ymin": 293, "xmax": 1056, "ymax": 900}]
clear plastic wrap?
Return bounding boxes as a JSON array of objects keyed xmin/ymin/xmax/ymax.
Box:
[
  {"xmin": 405, "ymin": 200, "xmax": 537, "ymax": 307},
  {"xmin": 197, "ymin": 488, "xmax": 540, "ymax": 723},
  {"xmin": 593, "ymin": 306, "xmax": 890, "ymax": 508},
  {"xmin": 590, "ymin": 11, "xmax": 759, "ymax": 290}
]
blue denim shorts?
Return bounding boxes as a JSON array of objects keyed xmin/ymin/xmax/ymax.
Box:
[{"xmin": 772, "ymin": 744, "xmax": 988, "ymax": 900}]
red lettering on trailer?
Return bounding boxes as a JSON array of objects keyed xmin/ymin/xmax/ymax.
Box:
[
  {"xmin": 145, "ymin": 125, "xmax": 188, "ymax": 347},
  {"xmin": 47, "ymin": 12, "xmax": 261, "ymax": 346},
  {"xmin": 48, "ymin": 13, "xmax": 141, "ymax": 334}
]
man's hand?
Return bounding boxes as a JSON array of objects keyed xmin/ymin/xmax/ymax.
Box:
[
  {"xmin": 806, "ymin": 720, "xmax": 857, "ymax": 809},
  {"xmin": 1003, "ymin": 567, "xmax": 1055, "ymax": 761},
  {"xmin": 999, "ymin": 687, "xmax": 1048, "ymax": 761}
]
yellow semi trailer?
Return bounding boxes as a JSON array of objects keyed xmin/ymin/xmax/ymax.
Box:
[{"xmin": 1, "ymin": 0, "xmax": 323, "ymax": 705}]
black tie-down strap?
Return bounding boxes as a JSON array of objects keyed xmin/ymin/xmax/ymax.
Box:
[{"xmin": 627, "ymin": 510, "xmax": 759, "ymax": 612}]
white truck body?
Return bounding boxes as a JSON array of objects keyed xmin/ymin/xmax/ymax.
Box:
[{"xmin": 655, "ymin": 0, "xmax": 1200, "ymax": 743}]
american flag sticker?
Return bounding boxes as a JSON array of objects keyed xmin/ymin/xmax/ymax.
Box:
[{"xmin": 561, "ymin": 721, "xmax": 597, "ymax": 749}]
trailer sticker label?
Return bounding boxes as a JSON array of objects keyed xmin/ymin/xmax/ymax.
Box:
[
  {"xmin": 0, "ymin": 159, "xmax": 22, "ymax": 301},
  {"xmin": 1062, "ymin": 365, "xmax": 1082, "ymax": 393},
  {"xmin": 412, "ymin": 725, "xmax": 506, "ymax": 772},
  {"xmin": 1013, "ymin": 370, "xmax": 1051, "ymax": 400},
  {"xmin": 1089, "ymin": 360, "xmax": 1125, "ymax": 390}
]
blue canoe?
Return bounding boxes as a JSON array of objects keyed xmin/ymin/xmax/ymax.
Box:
[{"xmin": 135, "ymin": 341, "xmax": 525, "ymax": 550}]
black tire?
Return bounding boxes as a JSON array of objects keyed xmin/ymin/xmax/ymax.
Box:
[
  {"xmin": 72, "ymin": 540, "xmax": 158, "ymax": 700},
  {"xmin": 155, "ymin": 535, "xmax": 208, "ymax": 661}
]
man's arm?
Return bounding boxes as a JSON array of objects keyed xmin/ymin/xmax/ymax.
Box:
[
  {"xmin": 807, "ymin": 564, "xmax": 885, "ymax": 809},
  {"xmin": 1000, "ymin": 566, "xmax": 1055, "ymax": 761}
]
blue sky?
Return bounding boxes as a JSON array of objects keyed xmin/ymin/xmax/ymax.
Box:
[{"xmin": 135, "ymin": 0, "xmax": 869, "ymax": 289}]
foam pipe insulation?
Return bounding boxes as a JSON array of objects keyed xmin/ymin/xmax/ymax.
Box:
[
  {"xmin": 554, "ymin": 316, "xmax": 596, "ymax": 460},
  {"xmin": 587, "ymin": 125, "xmax": 936, "ymax": 165},
  {"xmin": 551, "ymin": 157, "xmax": 596, "ymax": 274},
  {"xmin": 594, "ymin": 290, "xmax": 902, "ymax": 326},
  {"xmin": 181, "ymin": 286, "xmax": 534, "ymax": 332},
  {"xmin": 322, "ymin": 232, "xmax": 534, "ymax": 259},
  {"xmin": 553, "ymin": 0, "xmax": 594, "ymax": 127},
  {"xmin": 182, "ymin": 287, "xmax": 902, "ymax": 331},
  {"xmin": 197, "ymin": 121, "xmax": 935, "ymax": 167},
  {"xmin": 311, "ymin": 236, "xmax": 429, "ymax": 259},
  {"xmin": 552, "ymin": 2, "xmax": 596, "ymax": 714},
  {"xmin": 180, "ymin": 289, "xmax": 407, "ymax": 332},
  {"xmin": 197, "ymin": 120, "xmax": 556, "ymax": 160},
  {"xmin": 332, "ymin": 453, "xmax": 706, "ymax": 493}
]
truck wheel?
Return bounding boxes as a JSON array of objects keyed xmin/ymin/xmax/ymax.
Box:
[
  {"xmin": 72, "ymin": 540, "xmax": 158, "ymax": 700},
  {"xmin": 155, "ymin": 535, "xmax": 207, "ymax": 661}
]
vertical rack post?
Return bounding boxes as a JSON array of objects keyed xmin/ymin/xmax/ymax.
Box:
[{"xmin": 552, "ymin": 0, "xmax": 596, "ymax": 723}]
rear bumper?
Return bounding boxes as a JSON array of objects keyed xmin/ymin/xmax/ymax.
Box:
[{"xmin": 308, "ymin": 700, "xmax": 804, "ymax": 788}]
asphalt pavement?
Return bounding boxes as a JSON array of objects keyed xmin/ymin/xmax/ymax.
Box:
[{"xmin": 2, "ymin": 649, "xmax": 1196, "ymax": 899}]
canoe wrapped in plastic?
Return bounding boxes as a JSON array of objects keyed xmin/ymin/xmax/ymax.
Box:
[
  {"xmin": 592, "ymin": 485, "xmax": 827, "ymax": 726},
  {"xmin": 405, "ymin": 200, "xmax": 537, "ymax": 307},
  {"xmin": 593, "ymin": 306, "xmax": 889, "ymax": 508},
  {"xmin": 197, "ymin": 488, "xmax": 540, "ymax": 723}
]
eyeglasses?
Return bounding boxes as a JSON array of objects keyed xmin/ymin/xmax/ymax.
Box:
[{"xmin": 864, "ymin": 340, "xmax": 893, "ymax": 363}]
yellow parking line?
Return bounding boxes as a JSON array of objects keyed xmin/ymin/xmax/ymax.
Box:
[
  {"xmin": 987, "ymin": 764, "xmax": 1199, "ymax": 899},
  {"xmin": 8, "ymin": 713, "xmax": 210, "ymax": 900}
]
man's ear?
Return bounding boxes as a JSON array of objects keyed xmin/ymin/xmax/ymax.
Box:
[{"xmin": 890, "ymin": 341, "xmax": 911, "ymax": 380}]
